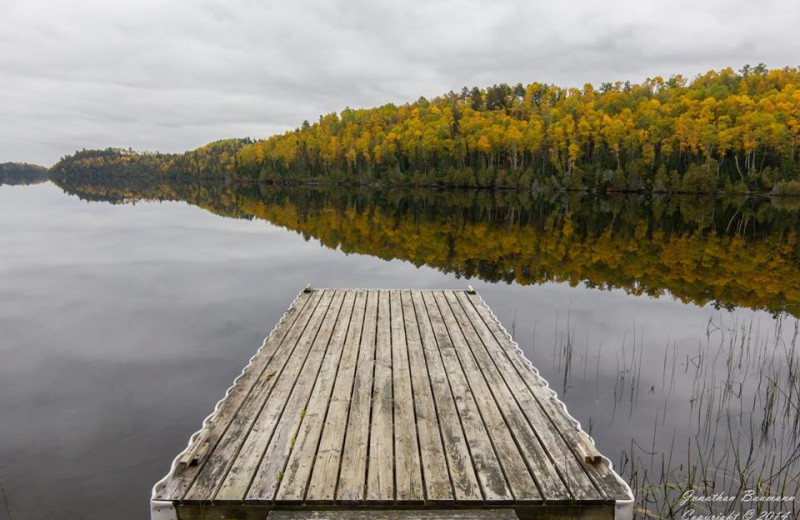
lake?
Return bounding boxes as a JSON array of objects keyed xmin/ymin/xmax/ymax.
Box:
[{"xmin": 0, "ymin": 179, "xmax": 798, "ymax": 519}]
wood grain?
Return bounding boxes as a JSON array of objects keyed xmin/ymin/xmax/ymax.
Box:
[{"xmin": 154, "ymin": 288, "xmax": 630, "ymax": 520}]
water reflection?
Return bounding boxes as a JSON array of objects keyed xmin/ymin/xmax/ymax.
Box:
[
  {"xmin": 55, "ymin": 176, "xmax": 800, "ymax": 316},
  {"xmin": 1, "ymin": 180, "xmax": 798, "ymax": 519}
]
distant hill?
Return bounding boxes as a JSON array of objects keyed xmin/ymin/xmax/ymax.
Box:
[
  {"xmin": 48, "ymin": 139, "xmax": 251, "ymax": 183},
  {"xmin": 0, "ymin": 162, "xmax": 49, "ymax": 185}
]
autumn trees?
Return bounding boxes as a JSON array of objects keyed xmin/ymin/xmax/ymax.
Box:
[
  {"xmin": 49, "ymin": 66, "xmax": 800, "ymax": 194},
  {"xmin": 235, "ymin": 66, "xmax": 800, "ymax": 193}
]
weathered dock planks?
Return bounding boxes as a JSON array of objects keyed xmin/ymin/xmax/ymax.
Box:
[{"xmin": 151, "ymin": 288, "xmax": 633, "ymax": 520}]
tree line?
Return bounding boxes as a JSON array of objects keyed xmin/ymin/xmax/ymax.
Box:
[
  {"xmin": 49, "ymin": 66, "xmax": 800, "ymax": 194},
  {"xmin": 49, "ymin": 139, "xmax": 249, "ymax": 182},
  {"xmin": 234, "ymin": 65, "xmax": 800, "ymax": 194}
]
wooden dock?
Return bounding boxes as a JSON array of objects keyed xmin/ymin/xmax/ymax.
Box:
[{"xmin": 151, "ymin": 288, "xmax": 633, "ymax": 520}]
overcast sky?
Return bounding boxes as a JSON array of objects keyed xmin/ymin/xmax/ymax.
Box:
[{"xmin": 1, "ymin": 0, "xmax": 799, "ymax": 166}]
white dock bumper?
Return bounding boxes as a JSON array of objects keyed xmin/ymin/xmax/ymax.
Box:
[
  {"xmin": 615, "ymin": 497, "xmax": 634, "ymax": 520},
  {"xmin": 150, "ymin": 499, "xmax": 178, "ymax": 520}
]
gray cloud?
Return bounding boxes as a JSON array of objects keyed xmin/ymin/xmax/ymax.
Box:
[{"xmin": 1, "ymin": 0, "xmax": 798, "ymax": 166}]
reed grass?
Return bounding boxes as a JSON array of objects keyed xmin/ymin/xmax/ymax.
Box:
[{"xmin": 543, "ymin": 310, "xmax": 800, "ymax": 519}]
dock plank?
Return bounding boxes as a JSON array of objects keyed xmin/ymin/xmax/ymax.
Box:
[
  {"xmin": 410, "ymin": 291, "xmax": 483, "ymax": 502},
  {"xmin": 460, "ymin": 291, "xmax": 632, "ymax": 500},
  {"xmin": 399, "ymin": 290, "xmax": 453, "ymax": 503},
  {"xmin": 305, "ymin": 291, "xmax": 367, "ymax": 502},
  {"xmin": 154, "ymin": 289, "xmax": 316, "ymax": 501},
  {"xmin": 366, "ymin": 290, "xmax": 395, "ymax": 502},
  {"xmin": 276, "ymin": 290, "xmax": 358, "ymax": 501},
  {"xmin": 213, "ymin": 290, "xmax": 337, "ymax": 501},
  {"xmin": 336, "ymin": 290, "xmax": 378, "ymax": 502},
  {"xmin": 420, "ymin": 291, "xmax": 512, "ymax": 502},
  {"xmin": 181, "ymin": 290, "xmax": 324, "ymax": 501},
  {"xmin": 247, "ymin": 290, "xmax": 348, "ymax": 500},
  {"xmin": 430, "ymin": 291, "xmax": 541, "ymax": 503},
  {"xmin": 389, "ymin": 290, "xmax": 424, "ymax": 502},
  {"xmin": 451, "ymin": 291, "xmax": 604, "ymax": 501},
  {"xmin": 441, "ymin": 290, "xmax": 577, "ymax": 502}
]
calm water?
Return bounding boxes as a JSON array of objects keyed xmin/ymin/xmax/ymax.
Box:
[{"xmin": 1, "ymin": 180, "xmax": 798, "ymax": 519}]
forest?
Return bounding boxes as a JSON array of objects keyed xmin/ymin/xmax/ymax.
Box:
[
  {"xmin": 52, "ymin": 176, "xmax": 800, "ymax": 316},
  {"xmin": 49, "ymin": 66, "xmax": 800, "ymax": 194},
  {"xmin": 235, "ymin": 65, "xmax": 800, "ymax": 193}
]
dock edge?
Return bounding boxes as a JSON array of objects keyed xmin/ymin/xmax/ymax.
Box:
[
  {"xmin": 471, "ymin": 289, "xmax": 635, "ymax": 520},
  {"xmin": 149, "ymin": 287, "xmax": 310, "ymax": 519}
]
